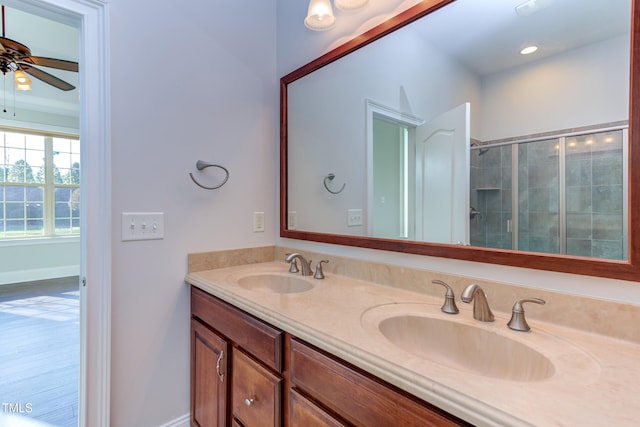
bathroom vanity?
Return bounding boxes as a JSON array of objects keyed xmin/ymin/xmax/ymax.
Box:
[
  {"xmin": 186, "ymin": 254, "xmax": 640, "ymax": 427},
  {"xmin": 191, "ymin": 286, "xmax": 468, "ymax": 427}
]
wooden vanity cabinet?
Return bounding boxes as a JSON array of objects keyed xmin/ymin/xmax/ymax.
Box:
[
  {"xmin": 191, "ymin": 287, "xmax": 284, "ymax": 427},
  {"xmin": 288, "ymin": 337, "xmax": 471, "ymax": 427},
  {"xmin": 191, "ymin": 286, "xmax": 470, "ymax": 427}
]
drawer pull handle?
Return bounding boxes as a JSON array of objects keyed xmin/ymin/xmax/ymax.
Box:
[
  {"xmin": 215, "ymin": 350, "xmax": 224, "ymax": 382},
  {"xmin": 244, "ymin": 398, "xmax": 254, "ymax": 406}
]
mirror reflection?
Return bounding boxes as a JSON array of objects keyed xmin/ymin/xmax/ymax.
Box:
[{"xmin": 286, "ymin": 0, "xmax": 630, "ymax": 260}]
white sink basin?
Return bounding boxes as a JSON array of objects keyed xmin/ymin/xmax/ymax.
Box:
[
  {"xmin": 361, "ymin": 303, "xmax": 601, "ymax": 383},
  {"xmin": 378, "ymin": 315, "xmax": 554, "ymax": 381},
  {"xmin": 236, "ymin": 274, "xmax": 314, "ymax": 294}
]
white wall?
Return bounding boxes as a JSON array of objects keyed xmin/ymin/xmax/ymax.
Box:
[
  {"xmin": 276, "ymin": 0, "xmax": 640, "ymax": 306},
  {"xmin": 109, "ymin": 1, "xmax": 276, "ymax": 425},
  {"xmin": 0, "ymin": 238, "xmax": 80, "ymax": 285},
  {"xmin": 479, "ymin": 35, "xmax": 629, "ymax": 141}
]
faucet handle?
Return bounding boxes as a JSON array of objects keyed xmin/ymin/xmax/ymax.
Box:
[
  {"xmin": 314, "ymin": 260, "xmax": 329, "ymax": 279},
  {"xmin": 508, "ymin": 298, "xmax": 546, "ymax": 332},
  {"xmin": 431, "ymin": 280, "xmax": 459, "ymax": 314},
  {"xmin": 285, "ymin": 253, "xmax": 299, "ymax": 273}
]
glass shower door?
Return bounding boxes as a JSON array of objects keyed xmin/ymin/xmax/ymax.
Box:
[
  {"xmin": 564, "ymin": 130, "xmax": 626, "ymax": 259},
  {"xmin": 516, "ymin": 139, "xmax": 560, "ymax": 254},
  {"xmin": 470, "ymin": 127, "xmax": 627, "ymax": 260}
]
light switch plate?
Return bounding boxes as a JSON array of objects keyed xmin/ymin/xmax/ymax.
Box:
[
  {"xmin": 121, "ymin": 212, "xmax": 165, "ymax": 241},
  {"xmin": 347, "ymin": 209, "xmax": 363, "ymax": 227},
  {"xmin": 288, "ymin": 211, "xmax": 297, "ymax": 230},
  {"xmin": 253, "ymin": 211, "xmax": 265, "ymax": 232}
]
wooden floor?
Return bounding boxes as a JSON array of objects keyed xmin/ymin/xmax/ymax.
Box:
[{"xmin": 0, "ymin": 277, "xmax": 79, "ymax": 427}]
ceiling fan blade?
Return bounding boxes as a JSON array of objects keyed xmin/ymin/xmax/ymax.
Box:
[
  {"xmin": 19, "ymin": 63, "xmax": 75, "ymax": 91},
  {"xmin": 25, "ymin": 56, "xmax": 78, "ymax": 72}
]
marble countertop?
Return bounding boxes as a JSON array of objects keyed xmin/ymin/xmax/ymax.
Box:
[{"xmin": 186, "ymin": 261, "xmax": 640, "ymax": 427}]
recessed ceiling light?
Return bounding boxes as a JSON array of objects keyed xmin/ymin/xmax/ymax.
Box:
[
  {"xmin": 515, "ymin": 0, "xmax": 553, "ymax": 17},
  {"xmin": 520, "ymin": 45, "xmax": 539, "ymax": 55}
]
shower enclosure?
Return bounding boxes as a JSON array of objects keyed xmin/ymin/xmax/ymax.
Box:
[{"xmin": 470, "ymin": 125, "xmax": 627, "ymax": 260}]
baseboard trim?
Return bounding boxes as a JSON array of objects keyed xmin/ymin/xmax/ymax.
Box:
[
  {"xmin": 159, "ymin": 413, "xmax": 190, "ymax": 427},
  {"xmin": 0, "ymin": 266, "xmax": 81, "ymax": 286}
]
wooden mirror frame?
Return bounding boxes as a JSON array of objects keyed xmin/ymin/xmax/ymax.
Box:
[{"xmin": 280, "ymin": 0, "xmax": 640, "ymax": 282}]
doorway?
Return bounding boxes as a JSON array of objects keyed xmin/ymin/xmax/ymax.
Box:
[
  {"xmin": 0, "ymin": 6, "xmax": 80, "ymax": 426},
  {"xmin": 0, "ymin": 0, "xmax": 110, "ymax": 426},
  {"xmin": 366, "ymin": 99, "xmax": 423, "ymax": 239}
]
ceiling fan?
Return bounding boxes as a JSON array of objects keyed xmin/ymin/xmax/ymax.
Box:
[{"xmin": 0, "ymin": 5, "xmax": 78, "ymax": 91}]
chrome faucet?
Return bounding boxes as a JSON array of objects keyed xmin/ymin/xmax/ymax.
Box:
[
  {"xmin": 314, "ymin": 260, "xmax": 329, "ymax": 279},
  {"xmin": 508, "ymin": 298, "xmax": 545, "ymax": 332},
  {"xmin": 461, "ymin": 283, "xmax": 495, "ymax": 322},
  {"xmin": 431, "ymin": 280, "xmax": 459, "ymax": 314},
  {"xmin": 285, "ymin": 253, "xmax": 313, "ymax": 276}
]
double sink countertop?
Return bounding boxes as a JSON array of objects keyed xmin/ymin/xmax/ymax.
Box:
[{"xmin": 186, "ymin": 261, "xmax": 640, "ymax": 427}]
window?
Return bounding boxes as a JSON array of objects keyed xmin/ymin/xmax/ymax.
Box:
[{"xmin": 0, "ymin": 129, "xmax": 80, "ymax": 239}]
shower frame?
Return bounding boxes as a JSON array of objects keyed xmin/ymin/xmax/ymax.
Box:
[{"xmin": 472, "ymin": 124, "xmax": 628, "ymax": 259}]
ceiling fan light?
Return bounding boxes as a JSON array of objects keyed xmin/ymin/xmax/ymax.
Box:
[
  {"xmin": 305, "ymin": 0, "xmax": 336, "ymax": 31},
  {"xmin": 335, "ymin": 0, "xmax": 369, "ymax": 10},
  {"xmin": 16, "ymin": 83, "xmax": 32, "ymax": 91},
  {"xmin": 14, "ymin": 70, "xmax": 30, "ymax": 84}
]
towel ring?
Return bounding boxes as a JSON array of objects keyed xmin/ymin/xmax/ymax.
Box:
[
  {"xmin": 323, "ymin": 173, "xmax": 346, "ymax": 194},
  {"xmin": 189, "ymin": 160, "xmax": 229, "ymax": 190}
]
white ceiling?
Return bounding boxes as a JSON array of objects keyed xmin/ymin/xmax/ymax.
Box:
[
  {"xmin": 409, "ymin": 0, "xmax": 631, "ymax": 76},
  {"xmin": 2, "ymin": 5, "xmax": 79, "ymax": 119}
]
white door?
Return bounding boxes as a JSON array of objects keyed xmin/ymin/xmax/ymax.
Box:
[{"xmin": 415, "ymin": 103, "xmax": 470, "ymax": 244}]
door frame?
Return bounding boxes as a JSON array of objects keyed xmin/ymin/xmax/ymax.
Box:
[
  {"xmin": 4, "ymin": 0, "xmax": 112, "ymax": 425},
  {"xmin": 365, "ymin": 99, "xmax": 424, "ymax": 237}
]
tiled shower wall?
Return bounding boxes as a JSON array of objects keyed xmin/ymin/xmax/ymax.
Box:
[
  {"xmin": 470, "ymin": 128, "xmax": 625, "ymax": 260},
  {"xmin": 470, "ymin": 144, "xmax": 513, "ymax": 249}
]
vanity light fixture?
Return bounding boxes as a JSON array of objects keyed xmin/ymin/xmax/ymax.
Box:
[
  {"xmin": 334, "ymin": 0, "xmax": 369, "ymax": 10},
  {"xmin": 305, "ymin": 0, "xmax": 336, "ymax": 31},
  {"xmin": 305, "ymin": 0, "xmax": 369, "ymax": 31},
  {"xmin": 520, "ymin": 45, "xmax": 539, "ymax": 55}
]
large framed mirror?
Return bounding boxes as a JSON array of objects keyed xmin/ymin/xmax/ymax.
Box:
[{"xmin": 280, "ymin": 0, "xmax": 640, "ymax": 281}]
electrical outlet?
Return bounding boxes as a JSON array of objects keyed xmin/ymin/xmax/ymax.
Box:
[
  {"xmin": 121, "ymin": 212, "xmax": 165, "ymax": 241},
  {"xmin": 253, "ymin": 211, "xmax": 265, "ymax": 232},
  {"xmin": 288, "ymin": 211, "xmax": 297, "ymax": 230},
  {"xmin": 347, "ymin": 209, "xmax": 363, "ymax": 227}
]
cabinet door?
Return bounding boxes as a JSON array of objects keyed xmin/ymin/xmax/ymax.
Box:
[
  {"xmin": 232, "ymin": 348, "xmax": 282, "ymax": 427},
  {"xmin": 191, "ymin": 319, "xmax": 228, "ymax": 427},
  {"xmin": 289, "ymin": 389, "xmax": 347, "ymax": 427}
]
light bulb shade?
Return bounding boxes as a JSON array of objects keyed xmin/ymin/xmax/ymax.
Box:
[
  {"xmin": 305, "ymin": 0, "xmax": 336, "ymax": 31},
  {"xmin": 16, "ymin": 83, "xmax": 32, "ymax": 91},
  {"xmin": 14, "ymin": 70, "xmax": 30, "ymax": 84},
  {"xmin": 334, "ymin": 0, "xmax": 369, "ymax": 10}
]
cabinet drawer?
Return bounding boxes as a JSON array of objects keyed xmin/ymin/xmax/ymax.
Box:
[
  {"xmin": 232, "ymin": 349, "xmax": 282, "ymax": 427},
  {"xmin": 191, "ymin": 287, "xmax": 283, "ymax": 371},
  {"xmin": 289, "ymin": 338, "xmax": 470, "ymax": 427},
  {"xmin": 289, "ymin": 389, "xmax": 347, "ymax": 427}
]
